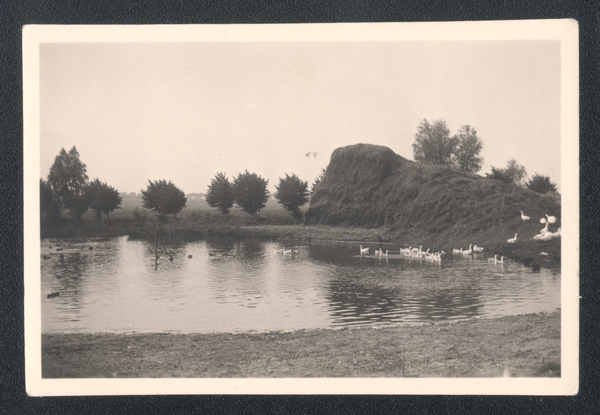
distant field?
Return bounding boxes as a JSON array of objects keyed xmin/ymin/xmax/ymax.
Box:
[{"xmin": 80, "ymin": 196, "xmax": 291, "ymax": 221}]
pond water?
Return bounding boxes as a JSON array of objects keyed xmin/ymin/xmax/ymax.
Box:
[{"xmin": 41, "ymin": 236, "xmax": 560, "ymax": 333}]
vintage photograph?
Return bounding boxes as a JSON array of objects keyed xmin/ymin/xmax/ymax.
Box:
[{"xmin": 24, "ymin": 22, "xmax": 578, "ymax": 395}]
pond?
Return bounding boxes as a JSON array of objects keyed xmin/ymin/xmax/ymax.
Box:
[{"xmin": 41, "ymin": 236, "xmax": 560, "ymax": 333}]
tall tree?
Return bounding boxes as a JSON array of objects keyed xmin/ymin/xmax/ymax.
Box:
[
  {"xmin": 412, "ymin": 119, "xmax": 484, "ymax": 173},
  {"xmin": 87, "ymin": 178, "xmax": 123, "ymax": 221},
  {"xmin": 40, "ymin": 178, "xmax": 61, "ymax": 223},
  {"xmin": 412, "ymin": 119, "xmax": 457, "ymax": 167},
  {"xmin": 451, "ymin": 125, "xmax": 484, "ymax": 173},
  {"xmin": 526, "ymin": 173, "xmax": 558, "ymax": 194},
  {"xmin": 141, "ymin": 179, "xmax": 187, "ymax": 221},
  {"xmin": 232, "ymin": 170, "xmax": 269, "ymax": 215},
  {"xmin": 47, "ymin": 146, "xmax": 89, "ymax": 219},
  {"xmin": 274, "ymin": 173, "xmax": 310, "ymax": 222},
  {"xmin": 206, "ymin": 172, "xmax": 235, "ymax": 214}
]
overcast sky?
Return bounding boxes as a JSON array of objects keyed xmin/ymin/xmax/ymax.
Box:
[{"xmin": 39, "ymin": 40, "xmax": 561, "ymax": 194}]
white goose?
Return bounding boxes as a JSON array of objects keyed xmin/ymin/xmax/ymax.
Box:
[
  {"xmin": 473, "ymin": 245, "xmax": 484, "ymax": 253},
  {"xmin": 540, "ymin": 221, "xmax": 549, "ymax": 235},
  {"xmin": 461, "ymin": 244, "xmax": 473, "ymax": 255},
  {"xmin": 452, "ymin": 247, "xmax": 463, "ymax": 254},
  {"xmin": 381, "ymin": 250, "xmax": 389, "ymax": 257},
  {"xmin": 507, "ymin": 233, "xmax": 518, "ymax": 243},
  {"xmin": 520, "ymin": 211, "xmax": 530, "ymax": 221},
  {"xmin": 496, "ymin": 256, "xmax": 506, "ymax": 264},
  {"xmin": 360, "ymin": 245, "xmax": 369, "ymax": 255},
  {"xmin": 487, "ymin": 255, "xmax": 498, "ymax": 263},
  {"xmin": 545, "ymin": 214, "xmax": 557, "ymax": 224}
]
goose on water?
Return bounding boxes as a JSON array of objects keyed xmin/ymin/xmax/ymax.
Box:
[
  {"xmin": 473, "ymin": 245, "xmax": 484, "ymax": 253},
  {"xmin": 545, "ymin": 214, "xmax": 557, "ymax": 224},
  {"xmin": 381, "ymin": 250, "xmax": 389, "ymax": 257},
  {"xmin": 452, "ymin": 248, "xmax": 463, "ymax": 254},
  {"xmin": 360, "ymin": 245, "xmax": 369, "ymax": 255},
  {"xmin": 520, "ymin": 211, "xmax": 530, "ymax": 221},
  {"xmin": 461, "ymin": 244, "xmax": 473, "ymax": 255},
  {"xmin": 487, "ymin": 255, "xmax": 498, "ymax": 263},
  {"xmin": 496, "ymin": 256, "xmax": 506, "ymax": 264},
  {"xmin": 507, "ymin": 233, "xmax": 518, "ymax": 244}
]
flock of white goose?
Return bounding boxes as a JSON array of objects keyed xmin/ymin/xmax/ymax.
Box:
[
  {"xmin": 361, "ymin": 245, "xmax": 444, "ymax": 262},
  {"xmin": 355, "ymin": 210, "xmax": 560, "ymax": 266},
  {"xmin": 513, "ymin": 212, "xmax": 561, "ymax": 243}
]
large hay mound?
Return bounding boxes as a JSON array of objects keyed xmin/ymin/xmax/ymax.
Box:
[{"xmin": 305, "ymin": 143, "xmax": 561, "ymax": 246}]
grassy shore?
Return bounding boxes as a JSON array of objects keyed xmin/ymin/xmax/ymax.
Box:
[{"xmin": 42, "ymin": 311, "xmax": 560, "ymax": 378}]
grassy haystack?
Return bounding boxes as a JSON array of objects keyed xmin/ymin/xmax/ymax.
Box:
[{"xmin": 305, "ymin": 143, "xmax": 561, "ymax": 248}]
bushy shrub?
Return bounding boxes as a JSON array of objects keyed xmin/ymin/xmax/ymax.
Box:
[
  {"xmin": 206, "ymin": 172, "xmax": 235, "ymax": 214},
  {"xmin": 526, "ymin": 173, "xmax": 558, "ymax": 194},
  {"xmin": 274, "ymin": 173, "xmax": 310, "ymax": 222},
  {"xmin": 232, "ymin": 171, "xmax": 269, "ymax": 215}
]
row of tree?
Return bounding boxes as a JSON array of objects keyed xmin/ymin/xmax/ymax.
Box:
[
  {"xmin": 411, "ymin": 118, "xmax": 557, "ymax": 193},
  {"xmin": 40, "ymin": 146, "xmax": 314, "ymax": 223},
  {"xmin": 206, "ymin": 171, "xmax": 310, "ymax": 221}
]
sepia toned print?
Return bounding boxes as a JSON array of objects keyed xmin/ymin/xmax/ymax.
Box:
[{"xmin": 24, "ymin": 21, "xmax": 578, "ymax": 395}]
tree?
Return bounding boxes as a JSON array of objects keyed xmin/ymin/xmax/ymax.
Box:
[
  {"xmin": 87, "ymin": 178, "xmax": 123, "ymax": 221},
  {"xmin": 451, "ymin": 125, "xmax": 484, "ymax": 173},
  {"xmin": 232, "ymin": 170, "xmax": 269, "ymax": 215},
  {"xmin": 206, "ymin": 172, "xmax": 235, "ymax": 214},
  {"xmin": 486, "ymin": 158, "xmax": 528, "ymax": 188},
  {"xmin": 526, "ymin": 173, "xmax": 558, "ymax": 194},
  {"xmin": 40, "ymin": 179, "xmax": 61, "ymax": 223},
  {"xmin": 310, "ymin": 168, "xmax": 327, "ymax": 195},
  {"xmin": 412, "ymin": 119, "xmax": 484, "ymax": 173},
  {"xmin": 274, "ymin": 173, "xmax": 310, "ymax": 222},
  {"xmin": 141, "ymin": 179, "xmax": 187, "ymax": 221},
  {"xmin": 47, "ymin": 146, "xmax": 89, "ymax": 219}
]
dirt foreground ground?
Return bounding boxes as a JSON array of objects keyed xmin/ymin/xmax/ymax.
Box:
[{"xmin": 42, "ymin": 311, "xmax": 560, "ymax": 378}]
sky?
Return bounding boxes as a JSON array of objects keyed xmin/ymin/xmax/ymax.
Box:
[{"xmin": 39, "ymin": 40, "xmax": 562, "ymax": 194}]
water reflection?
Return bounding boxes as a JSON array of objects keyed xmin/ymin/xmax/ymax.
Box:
[{"xmin": 41, "ymin": 237, "xmax": 561, "ymax": 333}]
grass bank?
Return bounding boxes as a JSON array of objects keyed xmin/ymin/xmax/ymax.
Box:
[{"xmin": 42, "ymin": 311, "xmax": 560, "ymax": 378}]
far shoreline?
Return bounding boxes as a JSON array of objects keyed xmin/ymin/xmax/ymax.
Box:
[{"xmin": 40, "ymin": 216, "xmax": 562, "ymax": 270}]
